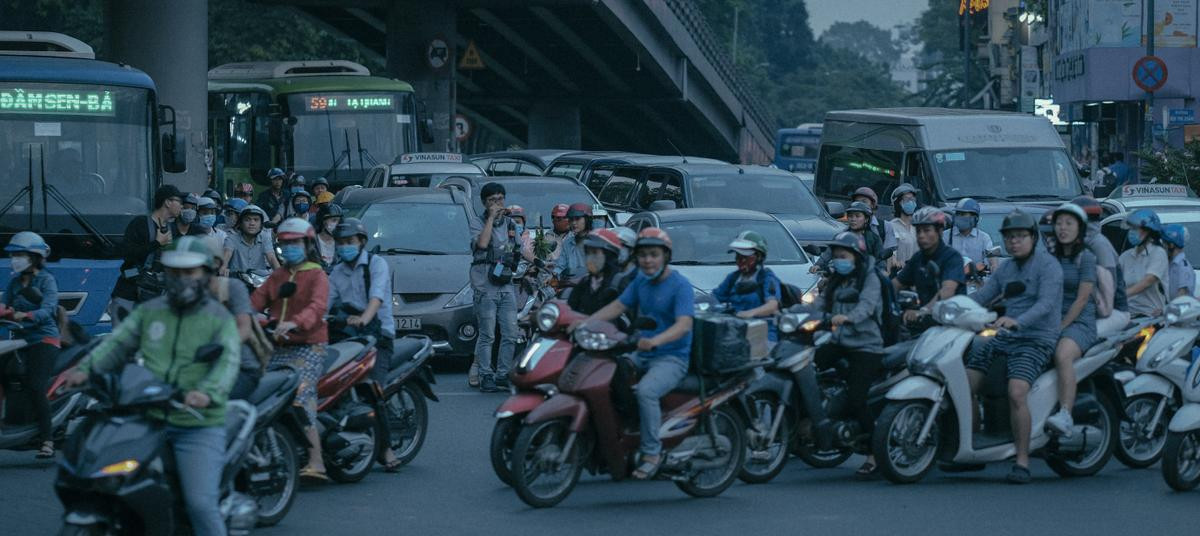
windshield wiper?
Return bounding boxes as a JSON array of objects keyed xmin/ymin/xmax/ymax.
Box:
[
  {"xmin": 35, "ymin": 146, "xmax": 114, "ymax": 251},
  {"xmin": 947, "ymin": 194, "xmax": 1006, "ymax": 201},
  {"xmin": 1004, "ymin": 193, "xmax": 1067, "ymax": 201},
  {"xmin": 672, "ymin": 260, "xmax": 731, "ymax": 266},
  {"xmin": 377, "ymin": 247, "xmax": 448, "ymax": 256}
]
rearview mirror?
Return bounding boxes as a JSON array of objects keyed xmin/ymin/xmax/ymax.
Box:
[
  {"xmin": 158, "ymin": 105, "xmax": 186, "ymax": 174},
  {"xmin": 924, "ymin": 260, "xmax": 942, "ymax": 279},
  {"xmin": 279, "ymin": 282, "xmax": 298, "ymax": 299},
  {"xmin": 648, "ymin": 200, "xmax": 677, "ymax": 212},
  {"xmin": 420, "ymin": 117, "xmax": 435, "ymax": 145},
  {"xmin": 880, "ymin": 246, "xmax": 896, "ymax": 261},
  {"xmin": 825, "ymin": 201, "xmax": 846, "ymax": 219},
  {"xmin": 802, "ymin": 244, "xmax": 824, "ymax": 257},
  {"xmin": 194, "ymin": 343, "xmax": 224, "ymax": 364},
  {"xmin": 985, "ymin": 246, "xmax": 1004, "ymax": 258}
]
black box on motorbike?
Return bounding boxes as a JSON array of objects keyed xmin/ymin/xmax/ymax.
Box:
[{"xmin": 691, "ymin": 313, "xmax": 769, "ymax": 374}]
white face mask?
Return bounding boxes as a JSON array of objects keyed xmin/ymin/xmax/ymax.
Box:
[{"xmin": 10, "ymin": 256, "xmax": 31, "ymax": 273}]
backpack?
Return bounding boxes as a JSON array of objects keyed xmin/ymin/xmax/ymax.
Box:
[{"xmin": 754, "ymin": 269, "xmax": 799, "ymax": 309}]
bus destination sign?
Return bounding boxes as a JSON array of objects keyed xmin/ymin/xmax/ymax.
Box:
[
  {"xmin": 0, "ymin": 88, "xmax": 116, "ymax": 116},
  {"xmin": 306, "ymin": 94, "xmax": 394, "ymax": 112}
]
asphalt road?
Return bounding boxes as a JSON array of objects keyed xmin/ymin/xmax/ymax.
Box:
[{"xmin": 2, "ymin": 372, "xmax": 1193, "ymax": 535}]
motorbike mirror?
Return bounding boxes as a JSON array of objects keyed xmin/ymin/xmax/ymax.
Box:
[
  {"xmin": 802, "ymin": 244, "xmax": 824, "ymax": 257},
  {"xmin": 897, "ymin": 290, "xmax": 920, "ymax": 309},
  {"xmin": 1003, "ymin": 282, "xmax": 1026, "ymax": 298},
  {"xmin": 985, "ymin": 246, "xmax": 1004, "ymax": 258},
  {"xmin": 194, "ymin": 343, "xmax": 224, "ymax": 364},
  {"xmin": 734, "ymin": 280, "xmax": 759, "ymax": 295},
  {"xmin": 834, "ymin": 287, "xmax": 859, "ymax": 303},
  {"xmin": 880, "ymin": 246, "xmax": 896, "ymax": 261},
  {"xmin": 633, "ymin": 317, "xmax": 658, "ymax": 331},
  {"xmin": 278, "ymin": 282, "xmax": 298, "ymax": 298},
  {"xmin": 18, "ymin": 286, "xmax": 43, "ymax": 305}
]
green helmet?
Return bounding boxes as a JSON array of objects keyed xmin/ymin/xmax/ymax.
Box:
[
  {"xmin": 162, "ymin": 236, "xmax": 217, "ymax": 270},
  {"xmin": 729, "ymin": 230, "xmax": 767, "ymax": 257}
]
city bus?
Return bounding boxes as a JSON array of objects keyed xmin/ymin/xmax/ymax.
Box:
[
  {"xmin": 0, "ymin": 32, "xmax": 184, "ymax": 334},
  {"xmin": 208, "ymin": 60, "xmax": 428, "ymax": 192},
  {"xmin": 774, "ymin": 123, "xmax": 822, "ymax": 173}
]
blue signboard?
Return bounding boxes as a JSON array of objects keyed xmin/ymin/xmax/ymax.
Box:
[{"xmin": 1170, "ymin": 108, "xmax": 1196, "ymax": 125}]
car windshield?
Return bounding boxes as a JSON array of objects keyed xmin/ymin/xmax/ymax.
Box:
[
  {"xmin": 660, "ymin": 219, "xmax": 807, "ymax": 265},
  {"xmin": 689, "ymin": 174, "xmax": 823, "ymax": 215},
  {"xmin": 354, "ymin": 202, "xmax": 471, "ymax": 254},
  {"xmin": 930, "ymin": 148, "xmax": 1082, "ymax": 202},
  {"xmin": 471, "ymin": 180, "xmax": 599, "ymax": 226},
  {"xmin": 0, "ymin": 83, "xmax": 153, "ymax": 235},
  {"xmin": 545, "ymin": 161, "xmax": 583, "ymax": 179},
  {"xmin": 287, "ymin": 91, "xmax": 414, "ymax": 178}
]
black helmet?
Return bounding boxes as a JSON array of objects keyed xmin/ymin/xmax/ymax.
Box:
[
  {"xmin": 829, "ymin": 231, "xmax": 868, "ymax": 260},
  {"xmin": 911, "ymin": 207, "xmax": 949, "ymax": 229},
  {"xmin": 999, "ymin": 209, "xmax": 1038, "ymax": 235},
  {"xmin": 845, "ymin": 201, "xmax": 873, "ymax": 216},
  {"xmin": 333, "ymin": 217, "xmax": 368, "ymax": 241},
  {"xmin": 317, "ymin": 203, "xmax": 344, "ymax": 223},
  {"xmin": 313, "ymin": 177, "xmax": 330, "ymax": 188},
  {"xmin": 291, "ymin": 175, "xmax": 307, "ymax": 188}
]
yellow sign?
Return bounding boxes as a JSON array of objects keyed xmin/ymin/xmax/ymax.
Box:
[
  {"xmin": 958, "ymin": 0, "xmax": 989, "ymax": 15},
  {"xmin": 459, "ymin": 40, "xmax": 485, "ymax": 71}
]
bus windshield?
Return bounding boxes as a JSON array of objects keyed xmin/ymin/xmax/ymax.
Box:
[
  {"xmin": 0, "ymin": 83, "xmax": 153, "ymax": 235},
  {"xmin": 287, "ymin": 91, "xmax": 415, "ymax": 182},
  {"xmin": 930, "ymin": 148, "xmax": 1082, "ymax": 202},
  {"xmin": 775, "ymin": 131, "xmax": 820, "ymax": 172}
]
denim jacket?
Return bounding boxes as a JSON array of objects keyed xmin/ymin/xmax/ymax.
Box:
[{"xmin": 3, "ymin": 270, "xmax": 59, "ymax": 343}]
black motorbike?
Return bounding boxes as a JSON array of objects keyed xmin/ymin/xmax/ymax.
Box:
[
  {"xmin": 232, "ymin": 366, "xmax": 309, "ymax": 526},
  {"xmin": 54, "ymin": 348, "xmax": 259, "ymax": 536}
]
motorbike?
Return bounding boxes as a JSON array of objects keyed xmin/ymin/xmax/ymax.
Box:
[
  {"xmin": 872, "ymin": 286, "xmax": 1151, "ymax": 484},
  {"xmin": 375, "ymin": 327, "xmax": 436, "ymax": 467},
  {"xmin": 490, "ymin": 300, "xmax": 583, "ymax": 486},
  {"xmin": 510, "ymin": 315, "xmax": 753, "ymax": 508},
  {"xmin": 1161, "ymin": 322, "xmax": 1200, "ymax": 491},
  {"xmin": 54, "ymin": 351, "xmax": 260, "ymax": 536},
  {"xmin": 232, "ymin": 366, "xmax": 308, "ymax": 526},
  {"xmin": 513, "ymin": 259, "xmax": 558, "ymax": 347},
  {"xmin": 231, "ymin": 269, "xmax": 270, "ymax": 293}
]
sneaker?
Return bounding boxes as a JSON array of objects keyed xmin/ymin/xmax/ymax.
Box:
[
  {"xmin": 495, "ymin": 375, "xmax": 510, "ymax": 391},
  {"xmin": 1046, "ymin": 408, "xmax": 1074, "ymax": 437},
  {"xmin": 468, "ymin": 362, "xmax": 480, "ymax": 389},
  {"xmin": 480, "ymin": 375, "xmax": 498, "ymax": 393}
]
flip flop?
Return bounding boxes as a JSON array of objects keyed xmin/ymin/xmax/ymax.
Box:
[
  {"xmin": 855, "ymin": 461, "xmax": 878, "ymax": 479},
  {"xmin": 299, "ymin": 467, "xmax": 331, "ymax": 484},
  {"xmin": 35, "ymin": 443, "xmax": 54, "ymax": 460},
  {"xmin": 632, "ymin": 455, "xmax": 662, "ymax": 480},
  {"xmin": 1006, "ymin": 464, "xmax": 1031, "ymax": 485},
  {"xmin": 383, "ymin": 458, "xmax": 404, "ymax": 473}
]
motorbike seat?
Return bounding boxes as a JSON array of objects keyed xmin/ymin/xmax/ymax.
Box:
[
  {"xmin": 671, "ymin": 374, "xmax": 705, "ymax": 395},
  {"xmin": 246, "ymin": 369, "xmax": 298, "ymax": 405},
  {"xmin": 881, "ymin": 340, "xmax": 917, "ymax": 372},
  {"xmin": 391, "ymin": 337, "xmax": 427, "ymax": 369}
]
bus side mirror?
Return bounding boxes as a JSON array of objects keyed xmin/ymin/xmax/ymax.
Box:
[
  {"xmin": 420, "ymin": 117, "xmax": 435, "ymax": 145},
  {"xmin": 158, "ymin": 105, "xmax": 186, "ymax": 174}
]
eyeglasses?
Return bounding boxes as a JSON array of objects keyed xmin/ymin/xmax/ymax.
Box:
[{"xmin": 486, "ymin": 195, "xmax": 505, "ymax": 203}]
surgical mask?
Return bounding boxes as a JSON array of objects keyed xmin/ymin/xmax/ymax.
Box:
[
  {"xmin": 954, "ymin": 215, "xmax": 974, "ymax": 232},
  {"xmin": 585, "ymin": 250, "xmax": 607, "ymax": 274},
  {"xmin": 294, "ymin": 203, "xmax": 309, "ymax": 213},
  {"xmin": 280, "ymin": 244, "xmax": 306, "ymax": 265},
  {"xmin": 1127, "ymin": 229, "xmax": 1143, "ymax": 247},
  {"xmin": 337, "ymin": 245, "xmax": 360, "ymax": 263},
  {"xmin": 199, "ymin": 214, "xmax": 217, "ymax": 228},
  {"xmin": 180, "ymin": 208, "xmax": 197, "ymax": 224},
  {"xmin": 830, "ymin": 258, "xmax": 855, "ymax": 276},
  {"xmin": 514, "ymin": 224, "xmax": 525, "ymax": 236},
  {"xmin": 165, "ymin": 273, "xmax": 208, "ymax": 310},
  {"xmin": 10, "ymin": 256, "xmax": 31, "ymax": 274},
  {"xmin": 900, "ymin": 200, "xmax": 917, "ymax": 215}
]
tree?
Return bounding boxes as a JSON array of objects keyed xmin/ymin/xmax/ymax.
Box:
[
  {"xmin": 821, "ymin": 21, "xmax": 901, "ymax": 68},
  {"xmin": 912, "ymin": 0, "xmax": 991, "ymax": 107}
]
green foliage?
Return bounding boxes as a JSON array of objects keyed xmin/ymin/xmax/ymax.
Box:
[
  {"xmin": 912, "ymin": 0, "xmax": 990, "ymax": 107},
  {"xmin": 1136, "ymin": 142, "xmax": 1200, "ymax": 192},
  {"xmin": 821, "ymin": 21, "xmax": 902, "ymax": 68}
]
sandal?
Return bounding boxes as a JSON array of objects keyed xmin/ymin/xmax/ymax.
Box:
[
  {"xmin": 299, "ymin": 467, "xmax": 331, "ymax": 484},
  {"xmin": 855, "ymin": 461, "xmax": 878, "ymax": 479},
  {"xmin": 1006, "ymin": 463, "xmax": 1031, "ymax": 485},
  {"xmin": 35, "ymin": 442, "xmax": 54, "ymax": 459},
  {"xmin": 632, "ymin": 454, "xmax": 662, "ymax": 480},
  {"xmin": 383, "ymin": 458, "xmax": 404, "ymax": 473}
]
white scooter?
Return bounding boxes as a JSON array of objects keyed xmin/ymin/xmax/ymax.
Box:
[
  {"xmin": 1115, "ymin": 296, "xmax": 1195, "ymax": 468},
  {"xmin": 1161, "ymin": 321, "xmax": 1200, "ymax": 491},
  {"xmin": 872, "ymin": 289, "xmax": 1152, "ymax": 484}
]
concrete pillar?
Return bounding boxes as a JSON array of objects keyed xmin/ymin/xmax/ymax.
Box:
[
  {"xmin": 105, "ymin": 0, "xmax": 209, "ymax": 192},
  {"xmin": 528, "ymin": 103, "xmax": 581, "ymax": 150},
  {"xmin": 387, "ymin": 0, "xmax": 456, "ymax": 153}
]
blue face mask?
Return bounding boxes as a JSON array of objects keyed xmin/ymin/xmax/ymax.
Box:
[
  {"xmin": 1127, "ymin": 229, "xmax": 1143, "ymax": 247},
  {"xmin": 199, "ymin": 214, "xmax": 217, "ymax": 228},
  {"xmin": 215, "ymin": 214, "xmax": 226, "ymax": 225},
  {"xmin": 337, "ymin": 245, "xmax": 360, "ymax": 263},
  {"xmin": 900, "ymin": 200, "xmax": 918, "ymax": 215},
  {"xmin": 279, "ymin": 244, "xmax": 306, "ymax": 265},
  {"xmin": 514, "ymin": 224, "xmax": 525, "ymax": 236},
  {"xmin": 830, "ymin": 258, "xmax": 855, "ymax": 276},
  {"xmin": 954, "ymin": 215, "xmax": 974, "ymax": 232},
  {"xmin": 294, "ymin": 203, "xmax": 310, "ymax": 213}
]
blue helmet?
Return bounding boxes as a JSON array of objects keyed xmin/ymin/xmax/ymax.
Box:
[
  {"xmin": 5, "ymin": 231, "xmax": 50, "ymax": 258},
  {"xmin": 1126, "ymin": 209, "xmax": 1163, "ymax": 234},
  {"xmin": 267, "ymin": 167, "xmax": 286, "ymax": 180},
  {"xmin": 225, "ymin": 198, "xmax": 249, "ymax": 213},
  {"xmin": 953, "ymin": 198, "xmax": 981, "ymax": 215},
  {"xmin": 1162, "ymin": 223, "xmax": 1188, "ymax": 249}
]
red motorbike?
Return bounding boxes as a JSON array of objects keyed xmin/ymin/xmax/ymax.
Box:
[
  {"xmin": 510, "ymin": 315, "xmax": 753, "ymax": 508},
  {"xmin": 490, "ymin": 300, "xmax": 583, "ymax": 486}
]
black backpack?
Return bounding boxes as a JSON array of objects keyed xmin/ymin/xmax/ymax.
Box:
[{"xmin": 753, "ymin": 268, "xmax": 799, "ymax": 309}]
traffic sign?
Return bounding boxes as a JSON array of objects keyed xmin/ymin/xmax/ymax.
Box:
[
  {"xmin": 454, "ymin": 114, "xmax": 472, "ymax": 142},
  {"xmin": 1132, "ymin": 56, "xmax": 1168, "ymax": 93},
  {"xmin": 459, "ymin": 41, "xmax": 485, "ymax": 71},
  {"xmin": 426, "ymin": 37, "xmax": 449, "ymax": 71}
]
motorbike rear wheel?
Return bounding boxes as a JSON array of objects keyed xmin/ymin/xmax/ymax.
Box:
[
  {"xmin": 1115, "ymin": 394, "xmax": 1170, "ymax": 468},
  {"xmin": 1162, "ymin": 430, "xmax": 1200, "ymax": 491},
  {"xmin": 738, "ymin": 394, "xmax": 789, "ymax": 484},
  {"xmin": 677, "ymin": 407, "xmax": 746, "ymax": 497},
  {"xmin": 248, "ymin": 424, "xmax": 298, "ymax": 526},
  {"xmin": 1047, "ymin": 394, "xmax": 1117, "ymax": 478},
  {"xmin": 512, "ymin": 418, "xmax": 583, "ymax": 508},
  {"xmin": 873, "ymin": 401, "xmax": 940, "ymax": 484},
  {"xmin": 385, "ymin": 383, "xmax": 429, "ymax": 466},
  {"xmin": 490, "ymin": 417, "xmax": 520, "ymax": 486},
  {"xmin": 790, "ymin": 421, "xmax": 853, "ymax": 468}
]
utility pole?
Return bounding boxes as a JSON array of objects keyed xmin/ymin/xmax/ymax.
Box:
[
  {"xmin": 731, "ymin": 8, "xmax": 739, "ymax": 64},
  {"xmin": 961, "ymin": 5, "xmax": 971, "ymax": 108},
  {"xmin": 1145, "ymin": 0, "xmax": 1156, "ymax": 149}
]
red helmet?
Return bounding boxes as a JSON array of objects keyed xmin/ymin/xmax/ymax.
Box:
[
  {"xmin": 852, "ymin": 186, "xmax": 879, "ymax": 206},
  {"xmin": 584, "ymin": 229, "xmax": 622, "ymax": 255},
  {"xmin": 507, "ymin": 205, "xmax": 525, "ymax": 221},
  {"xmin": 551, "ymin": 203, "xmax": 570, "ymax": 219},
  {"xmin": 566, "ymin": 203, "xmax": 592, "ymax": 219},
  {"xmin": 635, "ymin": 227, "xmax": 672, "ymax": 252},
  {"xmin": 276, "ymin": 217, "xmax": 316, "ymax": 241},
  {"xmin": 234, "ymin": 182, "xmax": 254, "ymax": 195},
  {"xmin": 1070, "ymin": 196, "xmax": 1103, "ymax": 221}
]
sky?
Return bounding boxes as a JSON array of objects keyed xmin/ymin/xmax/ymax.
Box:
[{"xmin": 806, "ymin": 0, "xmax": 929, "ymax": 36}]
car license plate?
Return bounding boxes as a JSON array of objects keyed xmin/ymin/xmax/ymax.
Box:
[{"xmin": 396, "ymin": 317, "xmax": 422, "ymax": 330}]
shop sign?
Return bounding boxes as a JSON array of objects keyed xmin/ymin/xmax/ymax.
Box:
[{"xmin": 1054, "ymin": 54, "xmax": 1086, "ymax": 82}]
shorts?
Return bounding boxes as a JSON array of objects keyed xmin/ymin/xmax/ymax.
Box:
[{"xmin": 965, "ymin": 333, "xmax": 1055, "ymax": 385}]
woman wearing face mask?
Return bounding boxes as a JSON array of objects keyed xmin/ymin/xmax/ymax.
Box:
[
  {"xmin": 289, "ymin": 190, "xmax": 313, "ymax": 222},
  {"xmin": 887, "ymin": 184, "xmax": 920, "ymax": 273},
  {"xmin": 314, "ymin": 203, "xmax": 343, "ymax": 267},
  {"xmin": 250, "ymin": 218, "xmax": 331, "ymax": 482},
  {"xmin": 712, "ymin": 231, "xmax": 782, "ymax": 341},
  {"xmin": 174, "ymin": 194, "xmax": 207, "ymax": 237},
  {"xmin": 1119, "ymin": 209, "xmax": 1168, "ymax": 318},
  {"xmin": 815, "ymin": 231, "xmax": 884, "ymax": 478},
  {"xmin": 2, "ymin": 232, "xmax": 60, "ymax": 459},
  {"xmin": 567, "ymin": 229, "xmax": 625, "ymax": 315}
]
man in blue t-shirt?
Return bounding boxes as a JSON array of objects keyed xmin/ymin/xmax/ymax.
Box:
[
  {"xmin": 585, "ymin": 227, "xmax": 694, "ymax": 480},
  {"xmin": 894, "ymin": 207, "xmax": 965, "ymax": 321}
]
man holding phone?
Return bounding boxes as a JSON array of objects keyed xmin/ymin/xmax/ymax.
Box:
[{"xmin": 108, "ymin": 185, "xmax": 183, "ymax": 326}]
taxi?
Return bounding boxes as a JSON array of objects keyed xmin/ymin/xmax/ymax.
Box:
[
  {"xmin": 361, "ymin": 152, "xmax": 485, "ymax": 188},
  {"xmin": 1098, "ymin": 184, "xmax": 1200, "ymax": 296}
]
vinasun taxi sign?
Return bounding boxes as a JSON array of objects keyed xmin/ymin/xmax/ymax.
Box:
[
  {"xmin": 1119, "ymin": 184, "xmax": 1192, "ymax": 198},
  {"xmin": 959, "ymin": 0, "xmax": 989, "ymax": 15}
]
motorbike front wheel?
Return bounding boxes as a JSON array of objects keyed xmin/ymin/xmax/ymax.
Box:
[
  {"xmin": 512, "ymin": 418, "xmax": 583, "ymax": 508},
  {"xmin": 873, "ymin": 401, "xmax": 940, "ymax": 484},
  {"xmin": 246, "ymin": 424, "xmax": 298, "ymax": 526},
  {"xmin": 677, "ymin": 407, "xmax": 746, "ymax": 497},
  {"xmin": 738, "ymin": 394, "xmax": 789, "ymax": 484},
  {"xmin": 384, "ymin": 383, "xmax": 429, "ymax": 466},
  {"xmin": 790, "ymin": 421, "xmax": 853, "ymax": 469},
  {"xmin": 490, "ymin": 417, "xmax": 520, "ymax": 486},
  {"xmin": 1116, "ymin": 394, "xmax": 1171, "ymax": 469},
  {"xmin": 1162, "ymin": 430, "xmax": 1200, "ymax": 491}
]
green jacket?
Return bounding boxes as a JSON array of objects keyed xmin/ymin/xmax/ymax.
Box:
[{"xmin": 77, "ymin": 295, "xmax": 241, "ymax": 427}]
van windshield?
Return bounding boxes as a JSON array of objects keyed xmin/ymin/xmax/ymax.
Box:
[{"xmin": 930, "ymin": 148, "xmax": 1082, "ymax": 202}]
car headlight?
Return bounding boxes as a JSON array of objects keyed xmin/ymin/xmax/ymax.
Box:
[
  {"xmin": 575, "ymin": 327, "xmax": 617, "ymax": 351},
  {"xmin": 444, "ymin": 285, "xmax": 473, "ymax": 309},
  {"xmin": 801, "ymin": 284, "xmax": 819, "ymax": 305},
  {"xmin": 536, "ymin": 303, "xmax": 560, "ymax": 332},
  {"xmin": 779, "ymin": 313, "xmax": 808, "ymax": 334}
]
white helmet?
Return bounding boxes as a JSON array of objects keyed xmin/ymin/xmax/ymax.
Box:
[{"xmin": 5, "ymin": 231, "xmax": 50, "ymax": 259}]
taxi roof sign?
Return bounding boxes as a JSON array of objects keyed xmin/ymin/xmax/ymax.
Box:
[
  {"xmin": 397, "ymin": 153, "xmax": 463, "ymax": 164},
  {"xmin": 1114, "ymin": 184, "xmax": 1195, "ymax": 198}
]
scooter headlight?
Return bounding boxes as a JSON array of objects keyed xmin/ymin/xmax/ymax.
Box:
[
  {"xmin": 575, "ymin": 327, "xmax": 617, "ymax": 351},
  {"xmin": 536, "ymin": 303, "xmax": 560, "ymax": 332},
  {"xmin": 934, "ymin": 301, "xmax": 964, "ymax": 325},
  {"xmin": 93, "ymin": 459, "xmax": 139, "ymax": 477},
  {"xmin": 778, "ymin": 313, "xmax": 808, "ymax": 334}
]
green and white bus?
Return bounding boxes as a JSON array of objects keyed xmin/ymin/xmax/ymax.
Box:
[{"xmin": 208, "ymin": 60, "xmax": 429, "ymax": 192}]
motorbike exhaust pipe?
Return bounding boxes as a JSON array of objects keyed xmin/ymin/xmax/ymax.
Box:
[{"xmin": 1055, "ymin": 425, "xmax": 1103, "ymax": 454}]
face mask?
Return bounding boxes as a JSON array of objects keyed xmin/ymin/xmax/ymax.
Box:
[
  {"xmin": 280, "ymin": 244, "xmax": 306, "ymax": 265},
  {"xmin": 337, "ymin": 245, "xmax": 360, "ymax": 263},
  {"xmin": 830, "ymin": 258, "xmax": 855, "ymax": 276},
  {"xmin": 585, "ymin": 251, "xmax": 607, "ymax": 274},
  {"xmin": 10, "ymin": 256, "xmax": 31, "ymax": 274},
  {"xmin": 325, "ymin": 221, "xmax": 339, "ymax": 235},
  {"xmin": 180, "ymin": 208, "xmax": 197, "ymax": 224},
  {"xmin": 199, "ymin": 214, "xmax": 216, "ymax": 228},
  {"xmin": 900, "ymin": 200, "xmax": 918, "ymax": 215},
  {"xmin": 514, "ymin": 224, "xmax": 525, "ymax": 236},
  {"xmin": 216, "ymin": 214, "xmax": 226, "ymax": 225},
  {"xmin": 1127, "ymin": 229, "xmax": 1143, "ymax": 247},
  {"xmin": 954, "ymin": 215, "xmax": 974, "ymax": 232},
  {"xmin": 736, "ymin": 255, "xmax": 757, "ymax": 274},
  {"xmin": 294, "ymin": 203, "xmax": 310, "ymax": 213},
  {"xmin": 165, "ymin": 273, "xmax": 207, "ymax": 310}
]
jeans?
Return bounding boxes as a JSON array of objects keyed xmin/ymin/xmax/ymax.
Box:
[
  {"xmin": 166, "ymin": 425, "xmax": 227, "ymax": 536},
  {"xmin": 633, "ymin": 354, "xmax": 689, "ymax": 456},
  {"xmin": 473, "ymin": 291, "xmax": 517, "ymax": 378}
]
